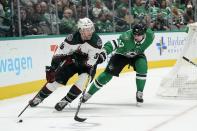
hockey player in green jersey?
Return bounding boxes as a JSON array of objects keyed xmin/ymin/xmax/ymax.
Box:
[{"xmin": 82, "ymin": 22, "xmax": 155, "ymax": 104}]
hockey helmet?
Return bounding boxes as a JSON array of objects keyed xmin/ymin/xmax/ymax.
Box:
[
  {"xmin": 77, "ymin": 17, "xmax": 95, "ymax": 32},
  {"xmin": 133, "ymin": 22, "xmax": 146, "ymax": 35}
]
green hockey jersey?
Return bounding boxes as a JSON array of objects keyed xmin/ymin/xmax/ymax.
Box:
[{"xmin": 103, "ymin": 28, "xmax": 154, "ymax": 57}]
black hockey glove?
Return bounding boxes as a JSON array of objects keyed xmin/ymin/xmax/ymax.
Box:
[
  {"xmin": 97, "ymin": 51, "xmax": 107, "ymax": 64},
  {"xmin": 90, "ymin": 65, "xmax": 97, "ymax": 82},
  {"xmin": 46, "ymin": 66, "xmax": 56, "ymax": 83}
]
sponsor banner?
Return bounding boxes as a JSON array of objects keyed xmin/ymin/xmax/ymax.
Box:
[
  {"xmin": 146, "ymin": 32, "xmax": 187, "ymax": 60},
  {"xmin": 0, "ymin": 32, "xmax": 187, "ymax": 87},
  {"xmin": 0, "ymin": 38, "xmax": 63, "ymax": 87}
]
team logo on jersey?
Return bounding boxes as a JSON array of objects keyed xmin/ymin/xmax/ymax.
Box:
[
  {"xmin": 66, "ymin": 34, "xmax": 73, "ymax": 41},
  {"xmin": 60, "ymin": 42, "xmax": 64, "ymax": 49},
  {"xmin": 97, "ymin": 38, "xmax": 102, "ymax": 48},
  {"xmin": 118, "ymin": 39, "xmax": 124, "ymax": 47},
  {"xmin": 94, "ymin": 53, "xmax": 99, "ymax": 59}
]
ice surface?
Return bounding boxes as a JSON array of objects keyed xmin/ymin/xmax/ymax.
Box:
[{"xmin": 0, "ymin": 67, "xmax": 197, "ymax": 131}]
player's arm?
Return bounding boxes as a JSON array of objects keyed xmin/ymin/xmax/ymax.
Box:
[
  {"xmin": 103, "ymin": 39, "xmax": 119, "ymax": 55},
  {"xmin": 97, "ymin": 34, "xmax": 126, "ymax": 63},
  {"xmin": 102, "ymin": 32, "xmax": 128, "ymax": 55},
  {"xmin": 95, "ymin": 40, "xmax": 118, "ymax": 64},
  {"xmin": 55, "ymin": 41, "xmax": 80, "ymax": 56},
  {"xmin": 55, "ymin": 33, "xmax": 82, "ymax": 56}
]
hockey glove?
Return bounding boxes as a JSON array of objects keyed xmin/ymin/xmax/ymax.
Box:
[
  {"xmin": 97, "ymin": 51, "xmax": 107, "ymax": 64},
  {"xmin": 46, "ymin": 66, "xmax": 56, "ymax": 83},
  {"xmin": 85, "ymin": 65, "xmax": 97, "ymax": 82}
]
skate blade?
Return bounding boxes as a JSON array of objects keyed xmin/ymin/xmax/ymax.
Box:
[{"xmin": 136, "ymin": 102, "xmax": 143, "ymax": 107}]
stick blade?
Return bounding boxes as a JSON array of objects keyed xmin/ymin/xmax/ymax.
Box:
[{"xmin": 74, "ymin": 115, "xmax": 87, "ymax": 122}]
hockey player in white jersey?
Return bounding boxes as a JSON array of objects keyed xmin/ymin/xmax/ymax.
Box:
[{"xmin": 29, "ymin": 17, "xmax": 105, "ymax": 111}]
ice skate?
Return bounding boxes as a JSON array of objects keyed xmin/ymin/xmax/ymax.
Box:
[
  {"xmin": 55, "ymin": 99, "xmax": 69, "ymax": 111},
  {"xmin": 81, "ymin": 93, "xmax": 92, "ymax": 103},
  {"xmin": 29, "ymin": 95, "xmax": 44, "ymax": 107},
  {"xmin": 136, "ymin": 91, "xmax": 144, "ymax": 106}
]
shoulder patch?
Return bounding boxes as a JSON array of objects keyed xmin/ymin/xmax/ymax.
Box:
[
  {"xmin": 97, "ymin": 38, "xmax": 102, "ymax": 48},
  {"xmin": 121, "ymin": 33, "xmax": 130, "ymax": 41},
  {"xmin": 66, "ymin": 34, "xmax": 73, "ymax": 42}
]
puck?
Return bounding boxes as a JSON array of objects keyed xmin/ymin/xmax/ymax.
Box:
[{"xmin": 18, "ymin": 119, "xmax": 23, "ymax": 123}]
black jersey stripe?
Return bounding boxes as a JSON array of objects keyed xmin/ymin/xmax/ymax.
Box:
[
  {"xmin": 136, "ymin": 73, "xmax": 147, "ymax": 77},
  {"xmin": 112, "ymin": 40, "xmax": 118, "ymax": 48},
  {"xmin": 95, "ymin": 79, "xmax": 103, "ymax": 87}
]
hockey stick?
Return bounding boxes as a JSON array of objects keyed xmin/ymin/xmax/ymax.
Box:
[
  {"xmin": 17, "ymin": 59, "xmax": 67, "ymax": 122},
  {"xmin": 74, "ymin": 68, "xmax": 94, "ymax": 122},
  {"xmin": 182, "ymin": 56, "xmax": 197, "ymax": 67}
]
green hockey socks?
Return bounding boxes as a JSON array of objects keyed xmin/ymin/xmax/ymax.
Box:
[
  {"xmin": 88, "ymin": 72, "xmax": 113, "ymax": 95},
  {"xmin": 136, "ymin": 73, "xmax": 146, "ymax": 92}
]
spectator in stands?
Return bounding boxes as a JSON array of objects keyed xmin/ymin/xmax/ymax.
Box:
[
  {"xmin": 91, "ymin": 0, "xmax": 110, "ymax": 20},
  {"xmin": 0, "ymin": 0, "xmax": 7, "ymax": 36},
  {"xmin": 131, "ymin": 0, "xmax": 148, "ymax": 22},
  {"xmin": 56, "ymin": 0, "xmax": 77, "ymax": 20},
  {"xmin": 32, "ymin": 3, "xmax": 46, "ymax": 25},
  {"xmin": 0, "ymin": 1, "xmax": 5, "ymax": 25},
  {"xmin": 40, "ymin": 1, "xmax": 48, "ymax": 14},
  {"xmin": 115, "ymin": 6, "xmax": 130, "ymax": 32},
  {"xmin": 76, "ymin": 5, "xmax": 87, "ymax": 19},
  {"xmin": 57, "ymin": 0, "xmax": 64, "ymax": 19},
  {"xmin": 183, "ymin": 0, "xmax": 194, "ymax": 24},
  {"xmin": 116, "ymin": 0, "xmax": 129, "ymax": 13},
  {"xmin": 151, "ymin": 12, "xmax": 171, "ymax": 31},
  {"xmin": 62, "ymin": 0, "xmax": 78, "ymax": 20},
  {"xmin": 150, "ymin": 0, "xmax": 171, "ymax": 31},
  {"xmin": 160, "ymin": 0, "xmax": 171, "ymax": 20},
  {"xmin": 21, "ymin": 0, "xmax": 38, "ymax": 6},
  {"xmin": 148, "ymin": 0, "xmax": 160, "ymax": 22},
  {"xmin": 32, "ymin": 1, "xmax": 51, "ymax": 35},
  {"xmin": 172, "ymin": 0, "xmax": 185, "ymax": 11},
  {"xmin": 25, "ymin": 1, "xmax": 35, "ymax": 17},
  {"xmin": 170, "ymin": 7, "xmax": 185, "ymax": 30},
  {"xmin": 95, "ymin": 12, "xmax": 113, "ymax": 33},
  {"xmin": 40, "ymin": 2, "xmax": 60, "ymax": 34},
  {"xmin": 3, "ymin": 0, "xmax": 196, "ymax": 36},
  {"xmin": 15, "ymin": 7, "xmax": 38, "ymax": 36},
  {"xmin": 59, "ymin": 8, "xmax": 77, "ymax": 34},
  {"xmin": 102, "ymin": 0, "xmax": 114, "ymax": 10}
]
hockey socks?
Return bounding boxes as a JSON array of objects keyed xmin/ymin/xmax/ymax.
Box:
[
  {"xmin": 38, "ymin": 86, "xmax": 53, "ymax": 99},
  {"xmin": 136, "ymin": 73, "xmax": 146, "ymax": 92},
  {"xmin": 29, "ymin": 84, "xmax": 53, "ymax": 107},
  {"xmin": 135, "ymin": 73, "xmax": 146, "ymax": 104},
  {"xmin": 64, "ymin": 85, "xmax": 82, "ymax": 103},
  {"xmin": 55, "ymin": 85, "xmax": 81, "ymax": 111},
  {"xmin": 87, "ymin": 72, "xmax": 113, "ymax": 95}
]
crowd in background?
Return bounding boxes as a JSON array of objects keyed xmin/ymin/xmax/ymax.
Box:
[{"xmin": 0, "ymin": 0, "xmax": 196, "ymax": 37}]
